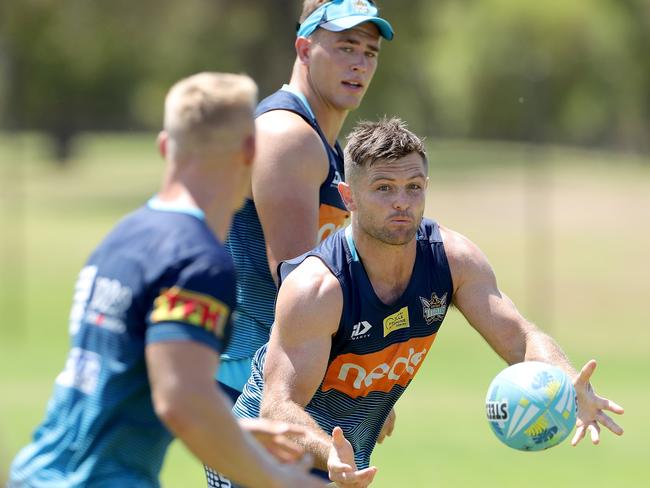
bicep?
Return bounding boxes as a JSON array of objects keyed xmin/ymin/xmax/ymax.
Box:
[
  {"xmin": 262, "ymin": 263, "xmax": 341, "ymax": 407},
  {"xmin": 146, "ymin": 341, "xmax": 219, "ymax": 403},
  {"xmin": 252, "ymin": 115, "xmax": 328, "ymax": 275},
  {"xmin": 264, "ymin": 321, "xmax": 332, "ymax": 407}
]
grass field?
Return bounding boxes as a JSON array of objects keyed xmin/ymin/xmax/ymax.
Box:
[{"xmin": 1, "ymin": 133, "xmax": 648, "ymax": 487}]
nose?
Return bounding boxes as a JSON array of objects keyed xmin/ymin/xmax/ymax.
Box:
[
  {"xmin": 392, "ymin": 188, "xmax": 410, "ymax": 211},
  {"xmin": 351, "ymin": 53, "xmax": 369, "ymax": 73}
]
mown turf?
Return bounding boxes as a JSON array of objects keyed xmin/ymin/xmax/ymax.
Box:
[{"xmin": 1, "ymin": 133, "xmax": 647, "ymax": 487}]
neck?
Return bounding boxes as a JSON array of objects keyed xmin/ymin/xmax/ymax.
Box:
[
  {"xmin": 158, "ymin": 161, "xmax": 238, "ymax": 242},
  {"xmin": 289, "ymin": 63, "xmax": 348, "ymax": 146},
  {"xmin": 350, "ymin": 223, "xmax": 417, "ymax": 305}
]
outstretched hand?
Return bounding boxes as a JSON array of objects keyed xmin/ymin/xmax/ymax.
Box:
[
  {"xmin": 571, "ymin": 359, "xmax": 624, "ymax": 446},
  {"xmin": 328, "ymin": 426, "xmax": 377, "ymax": 487},
  {"xmin": 238, "ymin": 417, "xmax": 308, "ymax": 464}
]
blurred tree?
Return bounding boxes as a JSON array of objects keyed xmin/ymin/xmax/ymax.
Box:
[
  {"xmin": 0, "ymin": 0, "xmax": 648, "ymax": 159},
  {"xmin": 345, "ymin": 0, "xmax": 441, "ymax": 138},
  {"xmin": 1, "ymin": 0, "xmax": 156, "ymax": 162},
  {"xmin": 424, "ymin": 0, "xmax": 649, "ymax": 150}
]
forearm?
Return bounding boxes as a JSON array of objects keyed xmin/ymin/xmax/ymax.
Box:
[
  {"xmin": 261, "ymin": 398, "xmax": 331, "ymax": 470},
  {"xmin": 522, "ymin": 326, "xmax": 578, "ymax": 379},
  {"xmin": 159, "ymin": 387, "xmax": 283, "ymax": 488}
]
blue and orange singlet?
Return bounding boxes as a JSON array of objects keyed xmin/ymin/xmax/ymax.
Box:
[
  {"xmin": 9, "ymin": 201, "xmax": 235, "ymax": 488},
  {"xmin": 234, "ymin": 219, "xmax": 454, "ymax": 470},
  {"xmin": 222, "ymin": 87, "xmax": 349, "ymax": 365}
]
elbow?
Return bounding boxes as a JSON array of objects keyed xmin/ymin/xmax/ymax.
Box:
[{"xmin": 152, "ymin": 390, "xmax": 196, "ymax": 437}]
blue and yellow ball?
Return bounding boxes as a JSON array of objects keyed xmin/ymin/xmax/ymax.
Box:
[{"xmin": 485, "ymin": 361, "xmax": 577, "ymax": 451}]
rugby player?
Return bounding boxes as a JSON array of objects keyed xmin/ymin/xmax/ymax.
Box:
[
  {"xmin": 217, "ymin": 0, "xmax": 394, "ymax": 403},
  {"xmin": 233, "ymin": 117, "xmax": 625, "ymax": 486},
  {"xmin": 8, "ymin": 72, "xmax": 325, "ymax": 488}
]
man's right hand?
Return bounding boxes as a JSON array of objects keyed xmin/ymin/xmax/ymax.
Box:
[
  {"xmin": 238, "ymin": 417, "xmax": 309, "ymax": 464},
  {"xmin": 328, "ymin": 426, "xmax": 377, "ymax": 487}
]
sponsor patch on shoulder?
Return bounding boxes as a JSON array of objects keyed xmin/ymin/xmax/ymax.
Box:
[{"xmin": 151, "ymin": 287, "xmax": 230, "ymax": 338}]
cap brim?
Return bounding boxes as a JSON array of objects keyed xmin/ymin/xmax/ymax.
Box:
[{"xmin": 320, "ymin": 16, "xmax": 394, "ymax": 40}]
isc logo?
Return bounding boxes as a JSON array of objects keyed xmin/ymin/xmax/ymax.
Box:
[{"xmin": 322, "ymin": 334, "xmax": 437, "ymax": 398}]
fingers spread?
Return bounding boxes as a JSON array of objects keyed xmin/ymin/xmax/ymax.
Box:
[
  {"xmin": 601, "ymin": 398, "xmax": 625, "ymax": 415},
  {"xmin": 571, "ymin": 425, "xmax": 586, "ymax": 446},
  {"xmin": 597, "ymin": 412, "xmax": 624, "ymax": 436},
  {"xmin": 575, "ymin": 359, "xmax": 597, "ymax": 387},
  {"xmin": 588, "ymin": 423, "xmax": 601, "ymax": 444}
]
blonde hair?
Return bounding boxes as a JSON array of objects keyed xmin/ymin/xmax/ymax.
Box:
[{"xmin": 164, "ymin": 72, "xmax": 258, "ymax": 158}]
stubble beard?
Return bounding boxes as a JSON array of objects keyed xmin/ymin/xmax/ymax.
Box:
[{"xmin": 359, "ymin": 216, "xmax": 420, "ymax": 246}]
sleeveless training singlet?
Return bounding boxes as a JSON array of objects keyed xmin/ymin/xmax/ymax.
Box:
[
  {"xmin": 234, "ymin": 219, "xmax": 454, "ymax": 470},
  {"xmin": 221, "ymin": 87, "xmax": 349, "ymax": 363},
  {"xmin": 10, "ymin": 202, "xmax": 235, "ymax": 488}
]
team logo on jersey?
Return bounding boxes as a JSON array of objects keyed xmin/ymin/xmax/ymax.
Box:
[
  {"xmin": 330, "ymin": 170, "xmax": 342, "ymax": 188},
  {"xmin": 383, "ymin": 306, "xmax": 410, "ymax": 337},
  {"xmin": 85, "ymin": 275, "xmax": 133, "ymax": 334},
  {"xmin": 351, "ymin": 321, "xmax": 372, "ymax": 340},
  {"xmin": 151, "ymin": 287, "xmax": 230, "ymax": 338},
  {"xmin": 322, "ymin": 334, "xmax": 437, "ymax": 398},
  {"xmin": 420, "ymin": 292, "xmax": 448, "ymax": 325},
  {"xmin": 69, "ymin": 265, "xmax": 98, "ymax": 335}
]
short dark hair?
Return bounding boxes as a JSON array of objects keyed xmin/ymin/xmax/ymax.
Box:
[{"xmin": 344, "ymin": 117, "xmax": 428, "ymax": 181}]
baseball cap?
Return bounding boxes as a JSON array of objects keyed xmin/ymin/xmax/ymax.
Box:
[{"xmin": 297, "ymin": 0, "xmax": 394, "ymax": 40}]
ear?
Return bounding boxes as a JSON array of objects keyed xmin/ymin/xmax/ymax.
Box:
[
  {"xmin": 338, "ymin": 181, "xmax": 356, "ymax": 212},
  {"xmin": 157, "ymin": 131, "xmax": 168, "ymax": 158},
  {"xmin": 295, "ymin": 36, "xmax": 312, "ymax": 65}
]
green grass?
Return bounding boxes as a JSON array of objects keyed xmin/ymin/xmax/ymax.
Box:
[{"xmin": 1, "ymin": 133, "xmax": 648, "ymax": 487}]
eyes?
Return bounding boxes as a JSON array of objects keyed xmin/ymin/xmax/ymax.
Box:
[
  {"xmin": 375, "ymin": 182, "xmax": 423, "ymax": 192},
  {"xmin": 339, "ymin": 45, "xmax": 378, "ymax": 58}
]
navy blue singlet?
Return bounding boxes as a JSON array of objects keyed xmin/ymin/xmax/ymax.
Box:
[
  {"xmin": 234, "ymin": 218, "xmax": 454, "ymax": 470},
  {"xmin": 222, "ymin": 87, "xmax": 349, "ymax": 364}
]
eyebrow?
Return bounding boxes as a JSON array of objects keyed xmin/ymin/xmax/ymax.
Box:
[
  {"xmin": 337, "ymin": 37, "xmax": 380, "ymax": 53},
  {"xmin": 368, "ymin": 171, "xmax": 426, "ymax": 183}
]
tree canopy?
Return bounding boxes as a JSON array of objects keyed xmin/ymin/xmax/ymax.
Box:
[{"xmin": 1, "ymin": 0, "xmax": 648, "ymax": 159}]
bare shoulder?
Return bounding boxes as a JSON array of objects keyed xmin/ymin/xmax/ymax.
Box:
[
  {"xmin": 255, "ymin": 110, "xmax": 328, "ymax": 172},
  {"xmin": 439, "ymin": 225, "xmax": 494, "ymax": 286},
  {"xmin": 280, "ymin": 256, "xmax": 342, "ymax": 304},
  {"xmin": 276, "ymin": 256, "xmax": 342, "ymax": 336}
]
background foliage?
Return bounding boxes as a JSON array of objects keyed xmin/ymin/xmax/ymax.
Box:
[
  {"xmin": 0, "ymin": 0, "xmax": 649, "ymax": 486},
  {"xmin": 1, "ymin": 0, "xmax": 649, "ymax": 159},
  {"xmin": 0, "ymin": 135, "xmax": 648, "ymax": 486}
]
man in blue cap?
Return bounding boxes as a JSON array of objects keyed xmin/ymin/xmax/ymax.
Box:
[
  {"xmin": 206, "ymin": 1, "xmax": 394, "ymax": 486},
  {"xmin": 217, "ymin": 0, "xmax": 393, "ymax": 408}
]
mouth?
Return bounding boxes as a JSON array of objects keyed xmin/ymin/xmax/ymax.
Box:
[
  {"xmin": 389, "ymin": 216, "xmax": 413, "ymax": 225},
  {"xmin": 341, "ymin": 80, "xmax": 364, "ymax": 90}
]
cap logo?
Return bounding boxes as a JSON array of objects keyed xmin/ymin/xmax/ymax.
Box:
[{"xmin": 353, "ymin": 0, "xmax": 371, "ymax": 14}]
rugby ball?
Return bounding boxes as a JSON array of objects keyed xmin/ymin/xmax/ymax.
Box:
[{"xmin": 485, "ymin": 361, "xmax": 576, "ymax": 451}]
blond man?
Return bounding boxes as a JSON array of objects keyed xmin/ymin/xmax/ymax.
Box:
[{"xmin": 8, "ymin": 73, "xmax": 325, "ymax": 488}]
